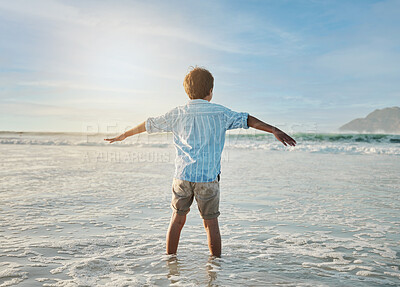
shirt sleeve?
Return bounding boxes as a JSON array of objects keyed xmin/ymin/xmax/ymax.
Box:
[
  {"xmin": 145, "ymin": 108, "xmax": 177, "ymax": 134},
  {"xmin": 224, "ymin": 108, "xmax": 249, "ymax": 130}
]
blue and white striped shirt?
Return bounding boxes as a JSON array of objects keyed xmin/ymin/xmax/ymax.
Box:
[{"xmin": 145, "ymin": 99, "xmax": 249, "ymax": 182}]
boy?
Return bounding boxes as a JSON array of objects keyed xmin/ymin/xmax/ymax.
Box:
[{"xmin": 105, "ymin": 67, "xmax": 296, "ymax": 257}]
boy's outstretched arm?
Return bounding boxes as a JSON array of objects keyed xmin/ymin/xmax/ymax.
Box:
[
  {"xmin": 104, "ymin": 121, "xmax": 146, "ymax": 143},
  {"xmin": 247, "ymin": 115, "xmax": 296, "ymax": 147}
]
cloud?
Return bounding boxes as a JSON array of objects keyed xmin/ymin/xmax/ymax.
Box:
[
  {"xmin": 313, "ymin": 45, "xmax": 400, "ymax": 79},
  {"xmin": 0, "ymin": 100, "xmax": 148, "ymax": 123},
  {"xmin": 0, "ymin": 0, "xmax": 100, "ymax": 27},
  {"xmin": 17, "ymin": 81, "xmax": 153, "ymax": 95},
  {"xmin": 0, "ymin": 0, "xmax": 302, "ymax": 57},
  {"xmin": 1, "ymin": 100, "xmax": 102, "ymax": 119}
]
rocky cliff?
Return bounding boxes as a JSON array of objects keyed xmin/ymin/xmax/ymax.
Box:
[{"xmin": 339, "ymin": 107, "xmax": 400, "ymax": 134}]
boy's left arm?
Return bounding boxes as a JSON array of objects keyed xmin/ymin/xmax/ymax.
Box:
[
  {"xmin": 104, "ymin": 121, "xmax": 146, "ymax": 143},
  {"xmin": 248, "ymin": 115, "xmax": 296, "ymax": 147}
]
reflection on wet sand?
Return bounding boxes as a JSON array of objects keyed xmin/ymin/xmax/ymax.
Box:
[
  {"xmin": 166, "ymin": 255, "xmax": 221, "ymax": 286},
  {"xmin": 166, "ymin": 255, "xmax": 180, "ymax": 284},
  {"xmin": 206, "ymin": 255, "xmax": 221, "ymax": 286}
]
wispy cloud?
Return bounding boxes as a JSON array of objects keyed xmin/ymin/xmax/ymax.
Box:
[
  {"xmin": 0, "ymin": 100, "xmax": 147, "ymax": 123},
  {"xmin": 17, "ymin": 81, "xmax": 153, "ymax": 95}
]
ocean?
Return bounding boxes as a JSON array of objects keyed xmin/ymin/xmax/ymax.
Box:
[{"xmin": 0, "ymin": 131, "xmax": 399, "ymax": 286}]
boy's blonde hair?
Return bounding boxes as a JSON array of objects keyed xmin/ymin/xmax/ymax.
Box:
[{"xmin": 183, "ymin": 67, "xmax": 214, "ymax": 99}]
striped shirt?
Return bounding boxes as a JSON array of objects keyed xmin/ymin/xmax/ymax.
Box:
[{"xmin": 145, "ymin": 99, "xmax": 249, "ymax": 182}]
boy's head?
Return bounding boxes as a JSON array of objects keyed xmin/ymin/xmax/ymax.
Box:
[{"xmin": 183, "ymin": 67, "xmax": 214, "ymax": 100}]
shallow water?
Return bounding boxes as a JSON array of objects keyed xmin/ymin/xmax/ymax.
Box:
[{"xmin": 1, "ymin": 139, "xmax": 400, "ymax": 286}]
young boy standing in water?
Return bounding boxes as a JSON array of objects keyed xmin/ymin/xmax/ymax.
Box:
[{"xmin": 105, "ymin": 67, "xmax": 296, "ymax": 257}]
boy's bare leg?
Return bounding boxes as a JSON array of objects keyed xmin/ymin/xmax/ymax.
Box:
[
  {"xmin": 166, "ymin": 213, "xmax": 187, "ymax": 255},
  {"xmin": 203, "ymin": 218, "xmax": 221, "ymax": 257}
]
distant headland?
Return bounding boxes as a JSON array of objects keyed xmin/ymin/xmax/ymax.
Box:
[{"xmin": 339, "ymin": 107, "xmax": 400, "ymax": 134}]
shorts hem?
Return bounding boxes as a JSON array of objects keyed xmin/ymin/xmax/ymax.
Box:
[
  {"xmin": 201, "ymin": 212, "xmax": 220, "ymax": 220},
  {"xmin": 172, "ymin": 206, "xmax": 190, "ymax": 216}
]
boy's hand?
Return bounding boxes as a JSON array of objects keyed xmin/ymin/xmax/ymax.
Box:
[
  {"xmin": 273, "ymin": 129, "xmax": 296, "ymax": 147},
  {"xmin": 104, "ymin": 133, "xmax": 127, "ymax": 143}
]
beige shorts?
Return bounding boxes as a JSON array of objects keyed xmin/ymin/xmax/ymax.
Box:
[{"xmin": 171, "ymin": 175, "xmax": 220, "ymax": 219}]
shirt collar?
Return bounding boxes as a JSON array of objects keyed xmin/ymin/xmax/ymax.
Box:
[{"xmin": 187, "ymin": 99, "xmax": 209, "ymax": 105}]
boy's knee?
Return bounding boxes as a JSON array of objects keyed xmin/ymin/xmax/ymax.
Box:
[
  {"xmin": 203, "ymin": 217, "xmax": 219, "ymax": 229},
  {"xmin": 172, "ymin": 213, "xmax": 186, "ymax": 227}
]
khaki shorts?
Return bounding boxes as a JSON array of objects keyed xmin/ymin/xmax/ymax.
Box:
[{"xmin": 171, "ymin": 175, "xmax": 220, "ymax": 219}]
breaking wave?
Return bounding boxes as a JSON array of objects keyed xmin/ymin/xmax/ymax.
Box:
[{"xmin": 1, "ymin": 131, "xmax": 399, "ymax": 155}]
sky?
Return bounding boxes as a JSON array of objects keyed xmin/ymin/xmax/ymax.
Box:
[{"xmin": 0, "ymin": 0, "xmax": 399, "ymax": 133}]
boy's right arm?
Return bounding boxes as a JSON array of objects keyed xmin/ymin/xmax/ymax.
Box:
[
  {"xmin": 104, "ymin": 121, "xmax": 146, "ymax": 143},
  {"xmin": 247, "ymin": 115, "xmax": 296, "ymax": 146}
]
